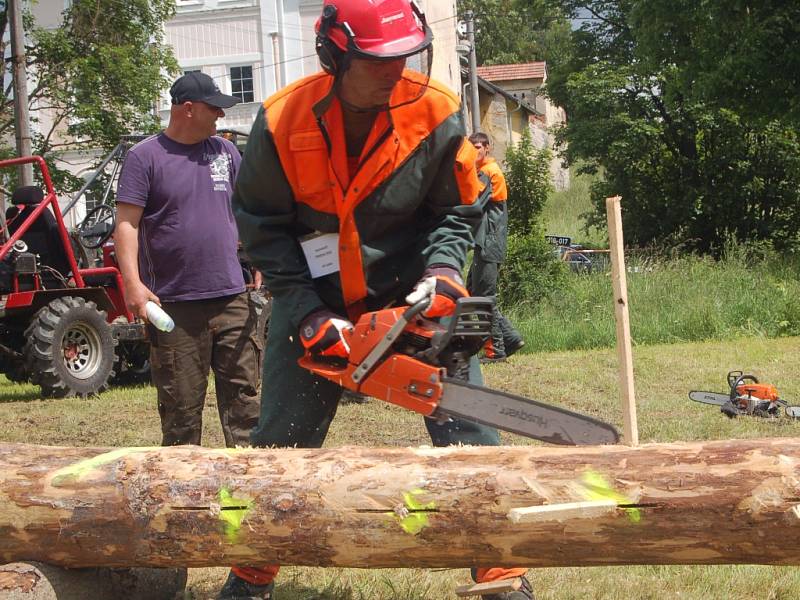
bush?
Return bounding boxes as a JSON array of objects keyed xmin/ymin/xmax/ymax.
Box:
[
  {"xmin": 504, "ymin": 127, "xmax": 554, "ymax": 232},
  {"xmin": 498, "ymin": 229, "xmax": 566, "ymax": 310}
]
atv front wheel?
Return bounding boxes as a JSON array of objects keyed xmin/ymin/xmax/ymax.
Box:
[{"xmin": 24, "ymin": 296, "xmax": 117, "ymax": 397}]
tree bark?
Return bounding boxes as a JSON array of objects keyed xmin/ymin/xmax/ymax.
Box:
[{"xmin": 1, "ymin": 439, "xmax": 800, "ymax": 569}]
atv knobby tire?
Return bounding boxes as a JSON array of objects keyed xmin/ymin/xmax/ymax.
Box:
[{"xmin": 24, "ymin": 296, "xmax": 117, "ymax": 397}]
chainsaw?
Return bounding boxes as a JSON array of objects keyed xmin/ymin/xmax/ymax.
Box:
[
  {"xmin": 298, "ymin": 297, "xmax": 620, "ymax": 446},
  {"xmin": 689, "ymin": 371, "xmax": 800, "ymax": 419}
]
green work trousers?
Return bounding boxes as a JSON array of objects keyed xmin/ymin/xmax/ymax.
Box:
[
  {"xmin": 250, "ymin": 296, "xmax": 500, "ymax": 448},
  {"xmin": 467, "ymin": 253, "xmax": 523, "ymax": 357},
  {"xmin": 149, "ymin": 292, "xmax": 263, "ymax": 448}
]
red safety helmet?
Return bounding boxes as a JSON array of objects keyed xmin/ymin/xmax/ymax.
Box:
[{"xmin": 315, "ymin": 0, "xmax": 433, "ymax": 78}]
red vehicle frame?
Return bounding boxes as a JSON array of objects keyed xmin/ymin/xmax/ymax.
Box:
[{"xmin": 1, "ymin": 156, "xmax": 133, "ymax": 321}]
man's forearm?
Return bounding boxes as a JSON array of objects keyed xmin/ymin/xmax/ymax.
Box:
[{"xmin": 114, "ymin": 221, "xmax": 142, "ymax": 291}]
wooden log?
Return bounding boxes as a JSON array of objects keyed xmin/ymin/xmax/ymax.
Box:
[{"xmin": 1, "ymin": 439, "xmax": 800, "ymax": 569}]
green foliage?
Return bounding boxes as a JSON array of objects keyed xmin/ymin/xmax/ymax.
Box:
[
  {"xmin": 504, "ymin": 127, "xmax": 553, "ymax": 231},
  {"xmin": 547, "ymin": 0, "xmax": 800, "ymax": 254},
  {"xmin": 0, "ymin": 0, "xmax": 178, "ymax": 192},
  {"xmin": 497, "ymin": 229, "xmax": 566, "ymax": 310},
  {"xmin": 457, "ymin": 0, "xmax": 571, "ymax": 66}
]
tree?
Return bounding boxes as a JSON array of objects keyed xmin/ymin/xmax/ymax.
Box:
[
  {"xmin": 457, "ymin": 0, "xmax": 572, "ymax": 66},
  {"xmin": 0, "ymin": 0, "xmax": 178, "ymax": 192},
  {"xmin": 547, "ymin": 0, "xmax": 800, "ymax": 253}
]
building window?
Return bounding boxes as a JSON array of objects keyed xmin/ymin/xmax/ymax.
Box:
[
  {"xmin": 230, "ymin": 65, "xmax": 254, "ymax": 103},
  {"xmin": 184, "ymin": 69, "xmax": 201, "ymax": 76}
]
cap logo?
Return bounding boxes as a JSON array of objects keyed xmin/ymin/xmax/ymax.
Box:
[{"xmin": 381, "ymin": 12, "xmax": 404, "ymax": 25}]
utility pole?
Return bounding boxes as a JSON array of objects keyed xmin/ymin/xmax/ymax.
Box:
[
  {"xmin": 10, "ymin": 0, "xmax": 33, "ymax": 186},
  {"xmin": 465, "ymin": 10, "xmax": 480, "ymax": 133}
]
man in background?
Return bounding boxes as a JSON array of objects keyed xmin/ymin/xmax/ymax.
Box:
[
  {"xmin": 468, "ymin": 131, "xmax": 525, "ymax": 362},
  {"xmin": 114, "ymin": 71, "xmax": 262, "ymax": 448}
]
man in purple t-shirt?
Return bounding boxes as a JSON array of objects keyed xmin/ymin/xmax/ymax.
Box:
[{"xmin": 114, "ymin": 72, "xmax": 261, "ymax": 448}]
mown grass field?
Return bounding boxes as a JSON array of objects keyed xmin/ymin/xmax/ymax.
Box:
[{"xmin": 2, "ymin": 335, "xmax": 800, "ymax": 599}]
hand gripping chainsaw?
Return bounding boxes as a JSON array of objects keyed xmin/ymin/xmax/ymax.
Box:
[{"xmin": 299, "ymin": 297, "xmax": 620, "ymax": 445}]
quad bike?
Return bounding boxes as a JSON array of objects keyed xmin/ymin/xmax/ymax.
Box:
[{"xmin": 1, "ymin": 155, "xmax": 143, "ymax": 397}]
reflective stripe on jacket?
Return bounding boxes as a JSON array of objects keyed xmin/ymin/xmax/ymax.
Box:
[{"xmin": 233, "ymin": 71, "xmax": 488, "ymax": 325}]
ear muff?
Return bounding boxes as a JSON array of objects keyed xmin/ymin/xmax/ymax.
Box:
[
  {"xmin": 316, "ymin": 36, "xmax": 344, "ymax": 76},
  {"xmin": 315, "ymin": 4, "xmax": 344, "ymax": 76}
]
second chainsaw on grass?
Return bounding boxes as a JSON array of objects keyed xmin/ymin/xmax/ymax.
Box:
[
  {"xmin": 689, "ymin": 370, "xmax": 800, "ymax": 419},
  {"xmin": 299, "ymin": 297, "xmax": 619, "ymax": 446}
]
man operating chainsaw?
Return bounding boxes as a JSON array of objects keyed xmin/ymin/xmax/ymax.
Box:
[{"xmin": 221, "ymin": 1, "xmax": 533, "ymax": 599}]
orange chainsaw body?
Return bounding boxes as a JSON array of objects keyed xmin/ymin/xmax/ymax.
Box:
[
  {"xmin": 297, "ymin": 306, "xmax": 446, "ymax": 416},
  {"xmin": 735, "ymin": 382, "xmax": 780, "ymax": 403}
]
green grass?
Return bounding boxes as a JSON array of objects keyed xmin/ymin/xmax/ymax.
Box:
[
  {"xmin": 540, "ymin": 172, "xmax": 606, "ymax": 248},
  {"xmin": 507, "ymin": 252, "xmax": 800, "ymax": 353},
  {"xmin": 513, "ymin": 171, "xmax": 800, "ymax": 353},
  {"xmin": 3, "ymin": 336, "xmax": 800, "ymax": 598}
]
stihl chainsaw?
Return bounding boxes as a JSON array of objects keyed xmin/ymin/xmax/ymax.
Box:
[
  {"xmin": 689, "ymin": 371, "xmax": 800, "ymax": 419},
  {"xmin": 299, "ymin": 297, "xmax": 619, "ymax": 445}
]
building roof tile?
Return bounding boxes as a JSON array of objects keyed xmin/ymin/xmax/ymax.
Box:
[{"xmin": 476, "ymin": 62, "xmax": 546, "ymax": 82}]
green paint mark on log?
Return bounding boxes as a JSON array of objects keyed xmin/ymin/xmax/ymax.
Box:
[
  {"xmin": 581, "ymin": 470, "xmax": 641, "ymax": 523},
  {"xmin": 219, "ymin": 487, "xmax": 254, "ymax": 542},
  {"xmin": 386, "ymin": 488, "xmax": 437, "ymax": 535},
  {"xmin": 51, "ymin": 447, "xmax": 157, "ymax": 486}
]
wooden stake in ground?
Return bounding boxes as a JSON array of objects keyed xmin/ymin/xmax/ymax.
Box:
[
  {"xmin": 3, "ymin": 440, "xmax": 800, "ymax": 568},
  {"xmin": 606, "ymin": 195, "xmax": 639, "ymax": 446}
]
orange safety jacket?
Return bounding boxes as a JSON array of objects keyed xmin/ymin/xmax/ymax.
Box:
[
  {"xmin": 477, "ymin": 157, "xmax": 508, "ymax": 202},
  {"xmin": 233, "ymin": 71, "xmax": 488, "ymax": 325}
]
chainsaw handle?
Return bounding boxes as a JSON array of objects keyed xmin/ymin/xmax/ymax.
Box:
[
  {"xmin": 349, "ymin": 298, "xmax": 432, "ymax": 385},
  {"xmin": 728, "ymin": 372, "xmax": 759, "ymax": 401},
  {"xmin": 404, "ymin": 297, "xmax": 433, "ymax": 320}
]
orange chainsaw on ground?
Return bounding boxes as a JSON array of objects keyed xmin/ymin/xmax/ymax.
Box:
[
  {"xmin": 299, "ymin": 297, "xmax": 620, "ymax": 445},
  {"xmin": 689, "ymin": 371, "xmax": 800, "ymax": 419}
]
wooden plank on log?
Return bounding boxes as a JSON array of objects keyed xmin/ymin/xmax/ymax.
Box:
[
  {"xmin": 508, "ymin": 499, "xmax": 618, "ymax": 523},
  {"xmin": 2, "ymin": 439, "xmax": 800, "ymax": 569}
]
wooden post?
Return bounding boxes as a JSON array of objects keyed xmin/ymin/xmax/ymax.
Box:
[
  {"xmin": 606, "ymin": 195, "xmax": 639, "ymax": 446},
  {"xmin": 3, "ymin": 440, "xmax": 800, "ymax": 568}
]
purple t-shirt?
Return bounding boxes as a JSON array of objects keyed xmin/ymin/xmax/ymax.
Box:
[{"xmin": 117, "ymin": 133, "xmax": 245, "ymax": 301}]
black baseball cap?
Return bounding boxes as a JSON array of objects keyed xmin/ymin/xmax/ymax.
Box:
[{"xmin": 170, "ymin": 72, "xmax": 240, "ymax": 109}]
